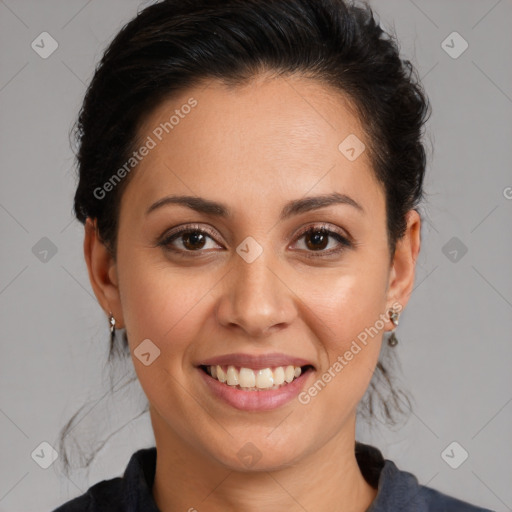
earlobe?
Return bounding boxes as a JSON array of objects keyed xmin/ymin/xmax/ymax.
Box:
[
  {"xmin": 386, "ymin": 209, "xmax": 421, "ymax": 317},
  {"xmin": 83, "ymin": 217, "xmax": 124, "ymax": 327}
]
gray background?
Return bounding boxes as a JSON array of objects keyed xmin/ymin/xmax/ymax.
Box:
[{"xmin": 0, "ymin": 0, "xmax": 511, "ymax": 511}]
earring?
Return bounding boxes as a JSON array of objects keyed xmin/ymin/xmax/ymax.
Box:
[
  {"xmin": 387, "ymin": 307, "xmax": 400, "ymax": 347},
  {"xmin": 109, "ymin": 311, "xmax": 116, "ymax": 345}
]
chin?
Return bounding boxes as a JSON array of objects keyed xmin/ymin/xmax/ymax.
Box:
[{"xmin": 217, "ymin": 450, "xmax": 301, "ymax": 473}]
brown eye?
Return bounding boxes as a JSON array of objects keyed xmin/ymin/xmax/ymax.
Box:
[
  {"xmin": 159, "ymin": 225, "xmax": 221, "ymax": 256},
  {"xmin": 293, "ymin": 224, "xmax": 352, "ymax": 258},
  {"xmin": 304, "ymin": 229, "xmax": 330, "ymax": 251},
  {"xmin": 180, "ymin": 230, "xmax": 208, "ymax": 250},
  {"xmin": 158, "ymin": 223, "xmax": 352, "ymax": 259}
]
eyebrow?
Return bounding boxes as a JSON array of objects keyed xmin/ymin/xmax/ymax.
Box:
[{"xmin": 145, "ymin": 192, "xmax": 364, "ymax": 220}]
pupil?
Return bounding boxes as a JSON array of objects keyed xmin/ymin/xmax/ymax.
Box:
[
  {"xmin": 184, "ymin": 232, "xmax": 205, "ymax": 250},
  {"xmin": 306, "ymin": 230, "xmax": 328, "ymax": 250}
]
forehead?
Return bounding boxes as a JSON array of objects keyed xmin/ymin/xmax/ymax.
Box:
[{"xmin": 120, "ymin": 75, "xmax": 384, "ymax": 222}]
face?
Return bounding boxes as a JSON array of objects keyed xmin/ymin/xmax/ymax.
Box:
[{"xmin": 85, "ymin": 73, "xmax": 420, "ymax": 471}]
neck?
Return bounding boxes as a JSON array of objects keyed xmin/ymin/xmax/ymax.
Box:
[{"xmin": 151, "ymin": 409, "xmax": 378, "ymax": 512}]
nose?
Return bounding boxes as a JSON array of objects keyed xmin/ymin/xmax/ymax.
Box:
[{"xmin": 215, "ymin": 251, "xmax": 297, "ymax": 339}]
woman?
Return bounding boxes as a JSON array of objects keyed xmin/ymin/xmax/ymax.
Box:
[{"xmin": 52, "ymin": 0, "xmax": 494, "ymax": 510}]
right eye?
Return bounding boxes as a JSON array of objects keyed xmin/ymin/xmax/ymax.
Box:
[{"xmin": 158, "ymin": 224, "xmax": 223, "ymax": 256}]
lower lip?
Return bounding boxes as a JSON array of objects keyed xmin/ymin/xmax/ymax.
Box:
[{"xmin": 197, "ymin": 367, "xmax": 314, "ymax": 411}]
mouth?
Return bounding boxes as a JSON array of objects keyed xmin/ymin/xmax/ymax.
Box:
[
  {"xmin": 195, "ymin": 352, "xmax": 316, "ymax": 410},
  {"xmin": 198, "ymin": 364, "xmax": 315, "ymax": 391}
]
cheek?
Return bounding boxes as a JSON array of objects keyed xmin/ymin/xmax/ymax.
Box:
[
  {"xmin": 309, "ymin": 260, "xmax": 389, "ymax": 346},
  {"xmin": 117, "ymin": 255, "xmax": 211, "ymax": 368},
  {"xmin": 303, "ymin": 260, "xmax": 388, "ymax": 398},
  {"xmin": 299, "ymin": 290, "xmax": 384, "ymax": 414},
  {"xmin": 118, "ymin": 262, "xmax": 215, "ymax": 422}
]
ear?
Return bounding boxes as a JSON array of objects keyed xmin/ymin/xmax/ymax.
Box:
[
  {"xmin": 83, "ymin": 217, "xmax": 124, "ymax": 328},
  {"xmin": 385, "ymin": 209, "xmax": 421, "ymax": 320}
]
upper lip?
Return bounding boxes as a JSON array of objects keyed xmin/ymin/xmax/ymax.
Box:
[{"xmin": 198, "ymin": 352, "xmax": 315, "ymax": 370}]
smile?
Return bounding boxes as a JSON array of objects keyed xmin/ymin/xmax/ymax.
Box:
[
  {"xmin": 198, "ymin": 363, "xmax": 315, "ymax": 411},
  {"xmin": 201, "ymin": 364, "xmax": 312, "ymax": 390}
]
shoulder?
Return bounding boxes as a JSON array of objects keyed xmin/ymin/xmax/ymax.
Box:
[
  {"xmin": 355, "ymin": 443, "xmax": 495, "ymax": 512},
  {"xmin": 51, "ymin": 478, "xmax": 123, "ymax": 512},
  {"xmin": 50, "ymin": 447, "xmax": 158, "ymax": 512},
  {"xmin": 415, "ymin": 483, "xmax": 495, "ymax": 512},
  {"xmin": 375, "ymin": 459, "xmax": 495, "ymax": 512}
]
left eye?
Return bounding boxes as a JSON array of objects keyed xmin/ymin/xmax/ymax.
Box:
[
  {"xmin": 159, "ymin": 223, "xmax": 351, "ymax": 257},
  {"xmin": 293, "ymin": 226, "xmax": 352, "ymax": 255}
]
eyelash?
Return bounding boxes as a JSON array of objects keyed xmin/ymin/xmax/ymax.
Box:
[{"xmin": 158, "ymin": 223, "xmax": 352, "ymax": 259}]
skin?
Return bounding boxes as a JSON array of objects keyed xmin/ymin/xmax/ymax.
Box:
[{"xmin": 84, "ymin": 73, "xmax": 420, "ymax": 512}]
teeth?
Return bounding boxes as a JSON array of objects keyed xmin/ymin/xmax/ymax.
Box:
[
  {"xmin": 274, "ymin": 366, "xmax": 285, "ymax": 385},
  {"xmin": 226, "ymin": 365, "xmax": 239, "ymax": 386},
  {"xmin": 217, "ymin": 366, "xmax": 226, "ymax": 383},
  {"xmin": 206, "ymin": 364, "xmax": 305, "ymax": 390},
  {"xmin": 239, "ymin": 367, "xmax": 255, "ymax": 388},
  {"xmin": 255, "ymin": 368, "xmax": 274, "ymax": 389}
]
